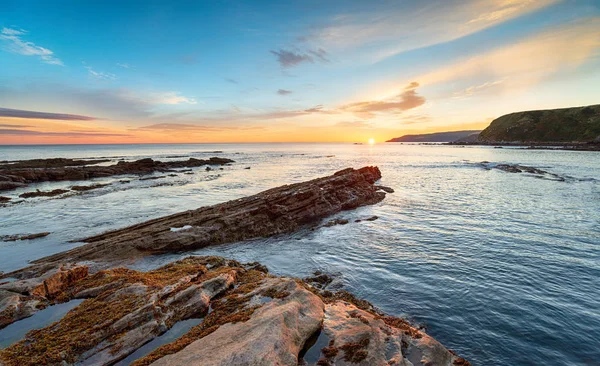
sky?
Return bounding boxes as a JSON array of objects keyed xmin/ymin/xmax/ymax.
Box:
[{"xmin": 0, "ymin": 0, "xmax": 599, "ymax": 144}]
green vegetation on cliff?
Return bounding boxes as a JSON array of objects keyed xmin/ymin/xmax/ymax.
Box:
[{"xmin": 478, "ymin": 104, "xmax": 600, "ymax": 143}]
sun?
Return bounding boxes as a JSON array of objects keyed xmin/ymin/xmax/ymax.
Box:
[{"xmin": 368, "ymin": 138, "xmax": 375, "ymax": 145}]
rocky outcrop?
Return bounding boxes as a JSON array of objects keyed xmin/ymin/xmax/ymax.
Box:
[
  {"xmin": 0, "ymin": 157, "xmax": 234, "ymax": 192},
  {"xmin": 0, "ymin": 232, "xmax": 51, "ymax": 242},
  {"xmin": 0, "ymin": 158, "xmax": 110, "ymax": 170},
  {"xmin": 0, "ymin": 264, "xmax": 87, "ymax": 329},
  {"xmin": 148, "ymin": 277, "xmax": 324, "ymax": 366},
  {"xmin": 0, "ymin": 257, "xmax": 469, "ymax": 366},
  {"xmin": 317, "ymin": 301, "xmax": 466, "ymax": 366},
  {"xmin": 21, "ymin": 166, "xmax": 385, "ymax": 268}
]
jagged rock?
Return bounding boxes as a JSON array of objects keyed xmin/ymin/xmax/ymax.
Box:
[
  {"xmin": 30, "ymin": 265, "xmax": 88, "ymax": 299},
  {"xmin": 149, "ymin": 277, "xmax": 324, "ymax": 366},
  {"xmin": 0, "ymin": 257, "xmax": 236, "ymax": 365},
  {"xmin": 1, "ymin": 232, "xmax": 51, "ymax": 242},
  {"xmin": 375, "ymin": 185, "xmax": 394, "ymax": 193},
  {"xmin": 21, "ymin": 166, "xmax": 385, "ymax": 267},
  {"xmin": 0, "ymin": 157, "xmax": 234, "ymax": 192},
  {"xmin": 0, "ymin": 256, "xmax": 469, "ymax": 366},
  {"xmin": 0, "ymin": 196, "xmax": 12, "ymax": 203},
  {"xmin": 0, "ymin": 264, "xmax": 86, "ymax": 329},
  {"xmin": 317, "ymin": 301, "xmax": 469, "ymax": 366}
]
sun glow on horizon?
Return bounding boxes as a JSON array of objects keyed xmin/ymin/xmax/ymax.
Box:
[{"xmin": 368, "ymin": 138, "xmax": 375, "ymax": 145}]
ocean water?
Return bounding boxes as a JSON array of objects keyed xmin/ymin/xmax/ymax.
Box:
[{"xmin": 0, "ymin": 143, "xmax": 598, "ymax": 365}]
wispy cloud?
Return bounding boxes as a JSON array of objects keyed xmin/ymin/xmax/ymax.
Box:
[
  {"xmin": 341, "ymin": 82, "xmax": 426, "ymax": 118},
  {"xmin": 0, "ymin": 123, "xmax": 33, "ymax": 128},
  {"xmin": 270, "ymin": 48, "xmax": 329, "ymax": 68},
  {"xmin": 116, "ymin": 63, "xmax": 131, "ymax": 69},
  {"xmin": 84, "ymin": 64, "xmax": 117, "ymax": 81},
  {"xmin": 0, "ymin": 107, "xmax": 97, "ymax": 121},
  {"xmin": 225, "ymin": 78, "xmax": 238, "ymax": 84},
  {"xmin": 0, "ymin": 129, "xmax": 130, "ymax": 137},
  {"xmin": 150, "ymin": 92, "xmax": 197, "ymax": 105},
  {"xmin": 277, "ymin": 89, "xmax": 293, "ymax": 96},
  {"xmin": 0, "ymin": 27, "xmax": 63, "ymax": 65},
  {"xmin": 335, "ymin": 121, "xmax": 374, "ymax": 128},
  {"xmin": 301, "ymin": 0, "xmax": 560, "ymax": 63},
  {"xmin": 135, "ymin": 123, "xmax": 265, "ymax": 132},
  {"xmin": 416, "ymin": 17, "xmax": 600, "ymax": 94}
]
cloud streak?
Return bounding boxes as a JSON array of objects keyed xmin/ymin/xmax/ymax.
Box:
[
  {"xmin": 270, "ymin": 48, "xmax": 329, "ymax": 68},
  {"xmin": 302, "ymin": 0, "xmax": 560, "ymax": 63},
  {"xmin": 0, "ymin": 129, "xmax": 130, "ymax": 137},
  {"xmin": 277, "ymin": 89, "xmax": 292, "ymax": 95},
  {"xmin": 341, "ymin": 82, "xmax": 426, "ymax": 118},
  {"xmin": 0, "ymin": 27, "xmax": 63, "ymax": 65},
  {"xmin": 0, "ymin": 107, "xmax": 97, "ymax": 121},
  {"xmin": 134, "ymin": 123, "xmax": 265, "ymax": 132}
]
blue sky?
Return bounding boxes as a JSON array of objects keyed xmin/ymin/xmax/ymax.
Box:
[{"xmin": 0, "ymin": 0, "xmax": 599, "ymax": 143}]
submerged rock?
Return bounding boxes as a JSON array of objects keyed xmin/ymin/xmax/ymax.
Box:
[
  {"xmin": 70, "ymin": 183, "xmax": 110, "ymax": 191},
  {"xmin": 324, "ymin": 219, "xmax": 350, "ymax": 227},
  {"xmin": 19, "ymin": 189, "xmax": 69, "ymax": 198},
  {"xmin": 0, "ymin": 232, "xmax": 51, "ymax": 242},
  {"xmin": 0, "ymin": 157, "xmax": 234, "ymax": 192},
  {"xmin": 24, "ymin": 166, "xmax": 386, "ymax": 267}
]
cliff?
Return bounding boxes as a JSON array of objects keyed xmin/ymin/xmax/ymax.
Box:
[
  {"xmin": 386, "ymin": 130, "xmax": 481, "ymax": 143},
  {"xmin": 478, "ymin": 104, "xmax": 600, "ymax": 143}
]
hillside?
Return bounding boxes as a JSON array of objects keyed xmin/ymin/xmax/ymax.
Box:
[
  {"xmin": 478, "ymin": 104, "xmax": 600, "ymax": 143},
  {"xmin": 386, "ymin": 130, "xmax": 481, "ymax": 143}
]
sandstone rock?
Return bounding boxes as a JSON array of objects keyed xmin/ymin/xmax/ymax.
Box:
[
  {"xmin": 23, "ymin": 167, "xmax": 385, "ymax": 267},
  {"xmin": 0, "ymin": 196, "xmax": 11, "ymax": 203},
  {"xmin": 30, "ymin": 265, "xmax": 88, "ymax": 299},
  {"xmin": 0, "ymin": 257, "xmax": 236, "ymax": 365},
  {"xmin": 316, "ymin": 301, "xmax": 469, "ymax": 366},
  {"xmin": 149, "ymin": 277, "xmax": 324, "ymax": 366},
  {"xmin": 0, "ymin": 256, "xmax": 469, "ymax": 366}
]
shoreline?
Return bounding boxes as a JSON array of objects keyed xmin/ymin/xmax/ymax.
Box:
[{"xmin": 0, "ymin": 166, "xmax": 471, "ymax": 365}]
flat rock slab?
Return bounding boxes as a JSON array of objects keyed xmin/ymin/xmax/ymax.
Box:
[
  {"xmin": 0, "ymin": 157, "xmax": 234, "ymax": 192},
  {"xmin": 21, "ymin": 166, "xmax": 385, "ymax": 269}
]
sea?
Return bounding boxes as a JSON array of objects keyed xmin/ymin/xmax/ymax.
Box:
[{"xmin": 0, "ymin": 143, "xmax": 598, "ymax": 365}]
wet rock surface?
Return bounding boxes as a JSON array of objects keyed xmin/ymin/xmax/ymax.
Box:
[
  {"xmin": 0, "ymin": 232, "xmax": 51, "ymax": 242},
  {"xmin": 0, "ymin": 264, "xmax": 87, "ymax": 329},
  {"xmin": 0, "ymin": 257, "xmax": 468, "ymax": 366},
  {"xmin": 0, "ymin": 157, "xmax": 234, "ymax": 192},
  {"xmin": 21, "ymin": 166, "xmax": 385, "ymax": 268}
]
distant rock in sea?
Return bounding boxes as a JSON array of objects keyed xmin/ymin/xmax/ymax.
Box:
[{"xmin": 386, "ymin": 130, "xmax": 482, "ymax": 143}]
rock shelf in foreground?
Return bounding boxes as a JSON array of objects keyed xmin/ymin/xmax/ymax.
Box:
[
  {"xmin": 0, "ymin": 257, "xmax": 469, "ymax": 366},
  {"xmin": 26, "ymin": 166, "xmax": 386, "ymax": 267}
]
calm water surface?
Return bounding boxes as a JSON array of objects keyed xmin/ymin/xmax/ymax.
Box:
[{"xmin": 0, "ymin": 143, "xmax": 598, "ymax": 365}]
